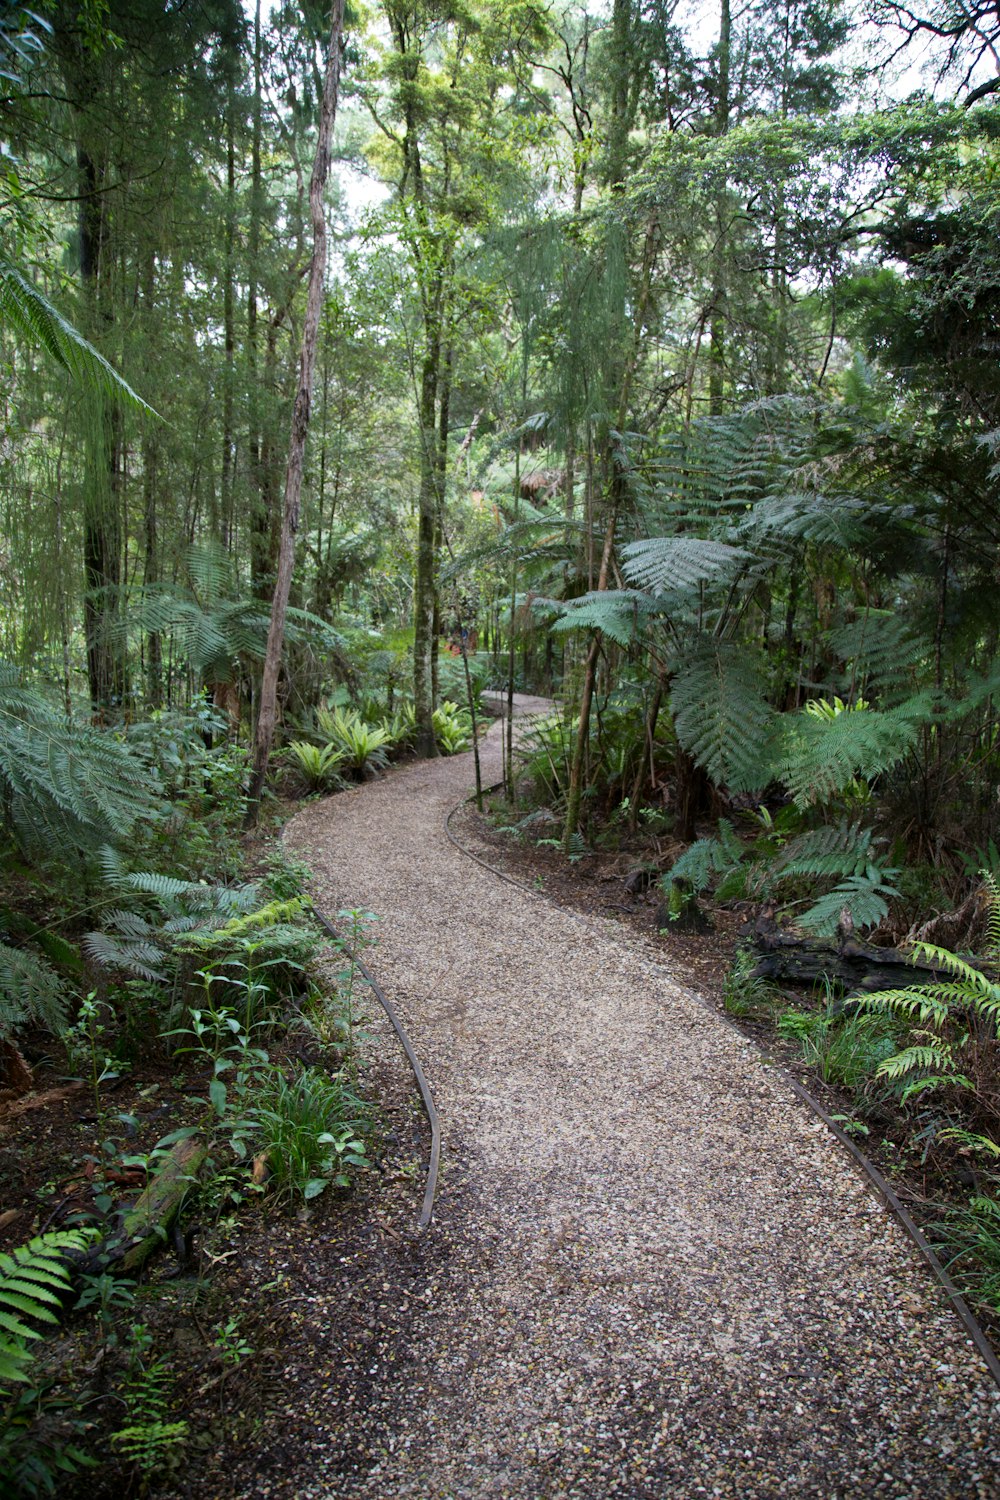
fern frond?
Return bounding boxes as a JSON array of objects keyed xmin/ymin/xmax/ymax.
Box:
[
  {"xmin": 622, "ymin": 536, "xmax": 753, "ymax": 595},
  {"xmin": 825, "ymin": 613, "xmax": 928, "ymax": 700},
  {"xmin": 81, "ymin": 930, "xmax": 166, "ymax": 982},
  {"xmin": 772, "ymin": 819, "xmax": 875, "ymax": 881},
  {"xmin": 778, "ymin": 703, "xmax": 916, "ymax": 808},
  {"xmin": 909, "ymin": 941, "xmax": 1000, "ymax": 1005},
  {"xmin": 741, "ymin": 492, "xmax": 876, "ymax": 548},
  {"xmin": 0, "ymin": 670, "xmax": 155, "ymax": 858},
  {"xmin": 664, "ymin": 819, "xmax": 745, "ymax": 895},
  {"xmin": 981, "ymin": 871, "xmax": 1000, "ymax": 960},
  {"xmin": 669, "ymin": 640, "xmax": 775, "ymax": 792},
  {"xmin": 857, "ymin": 987, "xmax": 951, "ymax": 1026},
  {"xmin": 550, "ymin": 589, "xmax": 656, "ymax": 646},
  {"xmin": 0, "ymin": 940, "xmax": 67, "ymax": 1040},
  {"xmin": 0, "ymin": 1229, "xmax": 93, "ymax": 1390},
  {"xmin": 797, "ymin": 870, "xmax": 901, "ymax": 936},
  {"xmin": 0, "ymin": 258, "xmax": 156, "ymax": 413}
]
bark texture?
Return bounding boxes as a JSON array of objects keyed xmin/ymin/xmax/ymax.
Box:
[{"xmin": 247, "ymin": 0, "xmax": 345, "ymax": 817}]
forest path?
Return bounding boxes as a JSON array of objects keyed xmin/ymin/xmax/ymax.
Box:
[{"xmin": 279, "ymin": 715, "xmax": 999, "ymax": 1500}]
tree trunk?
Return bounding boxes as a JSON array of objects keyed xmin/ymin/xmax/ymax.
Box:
[
  {"xmin": 247, "ymin": 0, "xmax": 344, "ymax": 820},
  {"xmin": 563, "ymin": 509, "xmax": 617, "ymax": 847},
  {"xmin": 708, "ymin": 0, "xmax": 731, "ymax": 417}
]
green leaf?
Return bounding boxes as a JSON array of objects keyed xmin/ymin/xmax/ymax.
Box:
[
  {"xmin": 670, "ymin": 639, "xmax": 776, "ymax": 792},
  {"xmin": 0, "ymin": 258, "xmax": 158, "ymax": 413},
  {"xmin": 209, "ymin": 1078, "xmax": 227, "ymax": 1117}
]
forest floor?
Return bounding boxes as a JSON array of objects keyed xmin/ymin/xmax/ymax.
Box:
[{"xmin": 176, "ymin": 710, "xmax": 999, "ymax": 1500}]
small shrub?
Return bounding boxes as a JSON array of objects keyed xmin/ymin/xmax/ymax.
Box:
[
  {"xmin": 255, "ymin": 1067, "xmax": 370, "ymax": 1204},
  {"xmin": 938, "ymin": 1192, "xmax": 1000, "ymax": 1319},
  {"xmin": 777, "ymin": 1007, "xmax": 897, "ymax": 1088},
  {"xmin": 722, "ymin": 948, "xmax": 776, "ymax": 1017}
]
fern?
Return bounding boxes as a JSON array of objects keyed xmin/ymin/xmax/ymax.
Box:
[
  {"xmin": 825, "ymin": 614, "xmax": 928, "ymax": 701},
  {"xmin": 550, "ymin": 590, "xmax": 657, "ymax": 647},
  {"xmin": 771, "ymin": 819, "xmax": 876, "ymax": 881},
  {"xmin": 740, "ymin": 491, "xmax": 880, "ymax": 549},
  {"xmin": 0, "ymin": 1231, "xmax": 93, "ymax": 1391},
  {"xmin": 0, "ymin": 258, "xmax": 155, "ymax": 413},
  {"xmin": 621, "ymin": 536, "xmax": 753, "ymax": 595},
  {"xmin": 86, "ymin": 851, "xmax": 261, "ymax": 982},
  {"xmin": 876, "ymin": 1040, "xmax": 972, "ymax": 1101},
  {"xmin": 0, "ymin": 942, "xmax": 67, "ymax": 1042},
  {"xmin": 778, "ymin": 701, "xmax": 916, "ymax": 808},
  {"xmin": 664, "ymin": 819, "xmax": 745, "ymax": 895},
  {"xmin": 669, "ymin": 640, "xmax": 776, "ymax": 793},
  {"xmin": 314, "ymin": 709, "xmax": 390, "ymax": 775},
  {"xmin": 857, "ymin": 881, "xmax": 1000, "ymax": 1129},
  {"xmin": 797, "ymin": 870, "xmax": 901, "ymax": 936},
  {"xmin": 175, "ymin": 897, "xmax": 311, "ymax": 953},
  {"xmin": 286, "ymin": 741, "xmax": 344, "ymax": 790},
  {"xmin": 0, "ymin": 666, "xmax": 155, "ymax": 860}
]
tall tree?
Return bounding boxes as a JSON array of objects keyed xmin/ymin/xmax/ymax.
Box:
[{"xmin": 248, "ymin": 0, "xmax": 346, "ymax": 816}]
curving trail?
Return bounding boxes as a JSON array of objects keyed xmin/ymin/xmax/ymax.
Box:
[{"xmin": 281, "ymin": 711, "xmax": 999, "ymax": 1500}]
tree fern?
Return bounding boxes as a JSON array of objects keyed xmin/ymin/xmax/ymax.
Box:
[
  {"xmin": 777, "ymin": 700, "xmax": 917, "ymax": 808},
  {"xmin": 0, "ymin": 666, "xmax": 154, "ymax": 860},
  {"xmin": 669, "ymin": 639, "xmax": 776, "ymax": 793},
  {"xmin": 621, "ymin": 537, "xmax": 753, "ymax": 596},
  {"xmin": 0, "ymin": 942, "xmax": 67, "ymax": 1043},
  {"xmin": 0, "ymin": 1230, "xmax": 93, "ymax": 1390}
]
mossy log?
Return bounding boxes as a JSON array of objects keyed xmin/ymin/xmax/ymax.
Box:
[{"xmin": 73, "ymin": 1134, "xmax": 208, "ymax": 1276}]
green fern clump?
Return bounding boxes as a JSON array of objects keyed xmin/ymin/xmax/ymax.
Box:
[
  {"xmin": 314, "ymin": 708, "xmax": 390, "ymax": 777},
  {"xmin": 381, "ymin": 701, "xmax": 416, "ymax": 751},
  {"xmin": 663, "ymin": 819, "xmax": 746, "ymax": 898},
  {"xmin": 857, "ymin": 873, "xmax": 1000, "ymax": 1148},
  {"xmin": 432, "ymin": 701, "xmax": 472, "ymax": 755},
  {"xmin": 0, "ymin": 1230, "xmax": 93, "ymax": 1391},
  {"xmin": 771, "ymin": 819, "xmax": 901, "ymax": 935},
  {"xmin": 664, "ymin": 814, "xmax": 899, "ymax": 937},
  {"xmin": 84, "ymin": 850, "xmax": 261, "ymax": 984},
  {"xmin": 286, "ymin": 741, "xmax": 344, "ymax": 791}
]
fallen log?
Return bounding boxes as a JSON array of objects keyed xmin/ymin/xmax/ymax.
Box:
[
  {"xmin": 72, "ymin": 1134, "xmax": 208, "ymax": 1276},
  {"xmin": 749, "ymin": 911, "xmax": 994, "ymax": 995}
]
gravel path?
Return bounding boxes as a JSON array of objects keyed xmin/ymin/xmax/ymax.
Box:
[{"xmin": 284, "ymin": 714, "xmax": 1000, "ymax": 1500}]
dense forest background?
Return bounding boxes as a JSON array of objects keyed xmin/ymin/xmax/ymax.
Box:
[{"xmin": 5, "ymin": 0, "xmax": 1000, "ymax": 934}]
